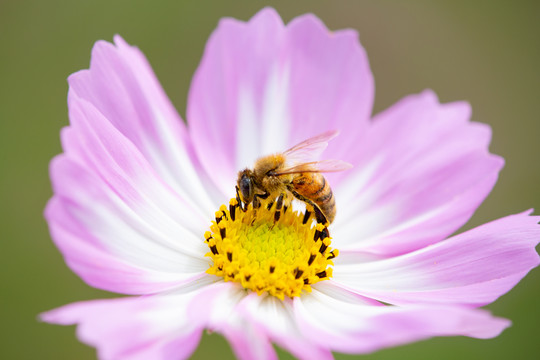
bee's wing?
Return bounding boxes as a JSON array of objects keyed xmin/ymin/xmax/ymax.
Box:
[
  {"xmin": 275, "ymin": 159, "xmax": 352, "ymax": 175},
  {"xmin": 283, "ymin": 130, "xmax": 339, "ymax": 164}
]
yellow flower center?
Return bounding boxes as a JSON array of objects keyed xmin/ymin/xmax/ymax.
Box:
[{"xmin": 204, "ymin": 197, "xmax": 338, "ymax": 300}]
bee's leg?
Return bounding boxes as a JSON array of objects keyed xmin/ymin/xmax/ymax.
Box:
[
  {"xmin": 254, "ymin": 192, "xmax": 270, "ymax": 201},
  {"xmin": 252, "ymin": 191, "xmax": 270, "ymax": 209},
  {"xmin": 312, "ymin": 206, "xmax": 328, "ymax": 225},
  {"xmin": 252, "ymin": 192, "xmax": 270, "ymax": 220},
  {"xmin": 235, "ymin": 186, "xmax": 247, "ymax": 212},
  {"xmin": 253, "ymin": 196, "xmax": 261, "ymax": 209},
  {"xmin": 290, "ymin": 190, "xmax": 328, "ymax": 225}
]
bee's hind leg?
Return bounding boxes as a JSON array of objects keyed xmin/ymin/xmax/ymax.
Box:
[
  {"xmin": 312, "ymin": 206, "xmax": 328, "ymax": 225},
  {"xmin": 290, "ymin": 190, "xmax": 328, "ymax": 225}
]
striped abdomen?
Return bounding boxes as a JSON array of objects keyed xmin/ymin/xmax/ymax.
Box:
[{"xmin": 291, "ymin": 172, "xmax": 336, "ymax": 224}]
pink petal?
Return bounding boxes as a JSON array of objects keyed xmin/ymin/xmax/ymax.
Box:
[
  {"xmin": 294, "ymin": 285, "xmax": 510, "ymax": 355},
  {"xmin": 62, "ymin": 95, "xmax": 209, "ymax": 248},
  {"xmin": 188, "ymin": 7, "xmax": 373, "ymax": 195},
  {"xmin": 41, "ymin": 295, "xmax": 203, "ymax": 360},
  {"xmin": 40, "ymin": 282, "xmax": 249, "ymax": 360},
  {"xmin": 236, "ymin": 293, "xmax": 334, "ymax": 360},
  {"xmin": 46, "ymin": 196, "xmax": 209, "ymax": 295},
  {"xmin": 221, "ymin": 320, "xmax": 278, "ymax": 360},
  {"xmin": 180, "ymin": 283, "xmax": 279, "ymax": 360},
  {"xmin": 47, "ymin": 121, "xmax": 211, "ymax": 294},
  {"xmin": 333, "ymin": 90, "xmax": 503, "ymax": 256},
  {"xmin": 69, "ymin": 36, "xmax": 219, "ymax": 215},
  {"xmin": 332, "ymin": 211, "xmax": 540, "ymax": 307}
]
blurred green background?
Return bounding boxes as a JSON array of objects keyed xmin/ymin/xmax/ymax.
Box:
[{"xmin": 1, "ymin": 0, "xmax": 539, "ymax": 359}]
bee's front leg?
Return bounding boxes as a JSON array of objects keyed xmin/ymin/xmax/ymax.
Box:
[
  {"xmin": 252, "ymin": 191, "xmax": 270, "ymax": 209},
  {"xmin": 235, "ymin": 186, "xmax": 247, "ymax": 212}
]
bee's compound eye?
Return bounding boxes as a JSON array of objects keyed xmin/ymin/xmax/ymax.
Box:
[{"xmin": 239, "ymin": 176, "xmax": 253, "ymax": 201}]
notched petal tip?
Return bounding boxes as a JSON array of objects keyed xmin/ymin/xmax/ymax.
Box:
[
  {"xmin": 250, "ymin": 7, "xmax": 284, "ymax": 25},
  {"xmin": 217, "ymin": 7, "xmax": 284, "ymax": 30},
  {"xmin": 112, "ymin": 34, "xmax": 128, "ymax": 48}
]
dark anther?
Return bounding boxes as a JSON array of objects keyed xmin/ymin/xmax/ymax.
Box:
[
  {"xmin": 266, "ymin": 201, "xmax": 274, "ymax": 210},
  {"xmin": 210, "ymin": 245, "xmax": 219, "ymax": 255},
  {"xmin": 244, "ymin": 274, "xmax": 251, "ymax": 281},
  {"xmin": 219, "ymin": 227, "xmax": 226, "ymax": 239},
  {"xmin": 215, "ymin": 215, "xmax": 223, "ymax": 224},
  {"xmin": 205, "ymin": 235, "xmax": 212, "ymax": 242},
  {"xmin": 227, "ymin": 252, "xmax": 233, "ymax": 262},
  {"xmin": 319, "ymin": 242, "xmax": 328, "ymax": 254},
  {"xmin": 294, "ymin": 268, "xmax": 304, "ymax": 279},
  {"xmin": 276, "ymin": 193, "xmax": 284, "ymax": 211},
  {"xmin": 303, "ymin": 210, "xmax": 311, "ymax": 224},
  {"xmin": 308, "ymin": 254, "xmax": 316, "ymax": 266},
  {"xmin": 320, "ymin": 227, "xmax": 329, "ymax": 240},
  {"xmin": 229, "ymin": 203, "xmax": 236, "ymax": 221},
  {"xmin": 217, "ymin": 266, "xmax": 223, "ymax": 271},
  {"xmin": 316, "ymin": 270, "xmax": 327, "ymax": 278},
  {"xmin": 304, "ymin": 278, "xmax": 310, "ymax": 285},
  {"xmin": 274, "ymin": 210, "xmax": 281, "ymax": 222},
  {"xmin": 327, "ymin": 251, "xmax": 336, "ymax": 260},
  {"xmin": 283, "ymin": 205, "xmax": 288, "ymax": 213},
  {"xmin": 269, "ymin": 265, "xmax": 275, "ymax": 273}
]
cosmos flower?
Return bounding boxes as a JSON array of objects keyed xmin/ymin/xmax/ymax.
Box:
[{"xmin": 42, "ymin": 8, "xmax": 539, "ymax": 360}]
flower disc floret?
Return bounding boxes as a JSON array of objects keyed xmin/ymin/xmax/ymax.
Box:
[{"xmin": 205, "ymin": 198, "xmax": 338, "ymax": 300}]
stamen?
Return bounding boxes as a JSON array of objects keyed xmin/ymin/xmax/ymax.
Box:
[
  {"xmin": 229, "ymin": 199, "xmax": 237, "ymax": 222},
  {"xmin": 204, "ymin": 196, "xmax": 338, "ymax": 300},
  {"xmin": 219, "ymin": 226, "xmax": 226, "ymax": 239},
  {"xmin": 303, "ymin": 210, "xmax": 311, "ymax": 224},
  {"xmin": 308, "ymin": 253, "xmax": 316, "ymax": 266}
]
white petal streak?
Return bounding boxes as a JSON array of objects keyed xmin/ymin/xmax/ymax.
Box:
[
  {"xmin": 236, "ymin": 86, "xmax": 260, "ymax": 171},
  {"xmin": 260, "ymin": 65, "xmax": 291, "ymax": 155},
  {"xmin": 295, "ymin": 287, "xmax": 510, "ymax": 354},
  {"xmin": 51, "ymin": 155, "xmax": 208, "ymax": 274},
  {"xmin": 332, "ymin": 212, "xmax": 540, "ymax": 307},
  {"xmin": 238, "ymin": 294, "xmax": 333, "ymax": 360},
  {"xmin": 147, "ymin": 108, "xmax": 220, "ymax": 215},
  {"xmin": 236, "ymin": 65, "xmax": 291, "ymax": 171},
  {"xmin": 73, "ymin": 195, "xmax": 208, "ymax": 272}
]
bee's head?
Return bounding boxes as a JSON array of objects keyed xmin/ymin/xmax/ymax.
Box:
[{"xmin": 237, "ymin": 169, "xmax": 255, "ymax": 204}]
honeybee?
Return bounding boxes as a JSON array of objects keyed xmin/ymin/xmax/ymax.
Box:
[{"xmin": 236, "ymin": 130, "xmax": 352, "ymax": 225}]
